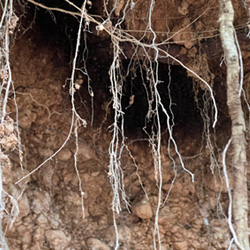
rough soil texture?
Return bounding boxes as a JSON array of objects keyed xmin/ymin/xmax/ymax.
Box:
[
  {"xmin": 2, "ymin": 0, "xmax": 250, "ymax": 250},
  {"xmin": 2, "ymin": 36, "xmax": 238, "ymax": 250}
]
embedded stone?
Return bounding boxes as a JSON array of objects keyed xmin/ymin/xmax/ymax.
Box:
[
  {"xmin": 45, "ymin": 230, "xmax": 68, "ymax": 250},
  {"xmin": 86, "ymin": 238, "xmax": 110, "ymax": 250},
  {"xmin": 132, "ymin": 198, "xmax": 153, "ymax": 219},
  {"xmin": 57, "ymin": 148, "xmax": 72, "ymax": 161}
]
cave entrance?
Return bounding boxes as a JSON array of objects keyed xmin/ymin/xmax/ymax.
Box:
[
  {"xmin": 74, "ymin": 55, "xmax": 204, "ymax": 139},
  {"xmin": 120, "ymin": 62, "xmax": 203, "ymax": 132},
  {"xmin": 20, "ymin": 2, "xmax": 204, "ymax": 139}
]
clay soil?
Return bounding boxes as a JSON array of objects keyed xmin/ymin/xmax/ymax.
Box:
[{"xmin": 1, "ymin": 0, "xmax": 250, "ymax": 249}]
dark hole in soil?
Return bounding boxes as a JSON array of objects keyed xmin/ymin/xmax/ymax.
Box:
[
  {"xmin": 120, "ymin": 61, "xmax": 203, "ymax": 132},
  {"xmin": 73, "ymin": 57, "xmax": 204, "ymax": 137},
  {"xmin": 25, "ymin": 2, "xmax": 204, "ymax": 137}
]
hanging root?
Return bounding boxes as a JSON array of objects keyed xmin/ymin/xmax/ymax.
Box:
[
  {"xmin": 0, "ymin": 0, "xmax": 21, "ymax": 249},
  {"xmin": 12, "ymin": 1, "xmax": 221, "ymax": 249}
]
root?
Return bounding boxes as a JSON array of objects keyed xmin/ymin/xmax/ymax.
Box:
[
  {"xmin": 0, "ymin": 0, "xmax": 20, "ymax": 249},
  {"xmin": 6, "ymin": 0, "xmax": 242, "ymax": 249}
]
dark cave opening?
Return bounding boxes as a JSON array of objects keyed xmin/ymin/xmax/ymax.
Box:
[
  {"xmin": 73, "ymin": 56, "xmax": 205, "ymax": 138},
  {"xmin": 20, "ymin": 2, "xmax": 205, "ymax": 137},
  {"xmin": 120, "ymin": 61, "xmax": 204, "ymax": 132}
]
